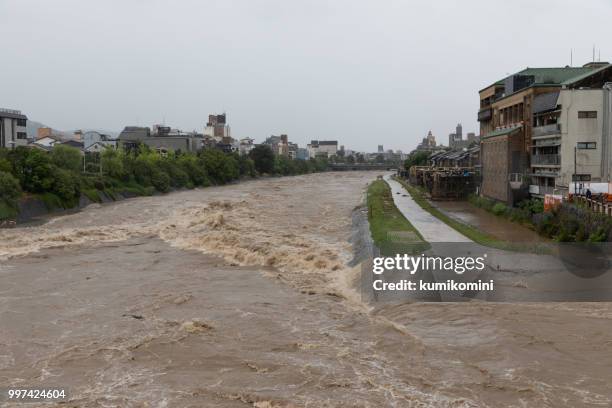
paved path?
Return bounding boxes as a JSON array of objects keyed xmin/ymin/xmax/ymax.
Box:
[{"xmin": 384, "ymin": 175, "xmax": 472, "ymax": 243}]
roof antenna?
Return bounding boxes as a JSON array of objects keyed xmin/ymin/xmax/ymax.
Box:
[
  {"xmin": 593, "ymin": 44, "xmax": 596, "ymax": 62},
  {"xmin": 570, "ymin": 48, "xmax": 573, "ymax": 66}
]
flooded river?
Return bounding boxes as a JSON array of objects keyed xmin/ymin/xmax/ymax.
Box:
[{"xmin": 1, "ymin": 172, "xmax": 611, "ymax": 407}]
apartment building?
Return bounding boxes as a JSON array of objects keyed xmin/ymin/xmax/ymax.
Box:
[
  {"xmin": 0, "ymin": 108, "xmax": 28, "ymax": 149},
  {"xmin": 478, "ymin": 64, "xmax": 605, "ymax": 204},
  {"xmin": 529, "ymin": 63, "xmax": 612, "ymax": 196},
  {"xmin": 204, "ymin": 114, "xmax": 230, "ymax": 140},
  {"xmin": 308, "ymin": 140, "xmax": 338, "ymax": 158}
]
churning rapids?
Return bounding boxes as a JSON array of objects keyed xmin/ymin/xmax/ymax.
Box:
[{"xmin": 0, "ymin": 172, "xmax": 611, "ymax": 407}]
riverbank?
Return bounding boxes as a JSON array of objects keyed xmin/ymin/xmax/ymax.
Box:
[
  {"xmin": 0, "ymin": 144, "xmax": 331, "ymax": 226},
  {"xmin": 392, "ymin": 176, "xmax": 549, "ymax": 251},
  {"xmin": 6, "ymin": 173, "xmax": 316, "ymax": 227}
]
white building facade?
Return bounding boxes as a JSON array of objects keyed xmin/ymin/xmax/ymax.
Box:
[{"xmin": 0, "ymin": 108, "xmax": 28, "ymax": 149}]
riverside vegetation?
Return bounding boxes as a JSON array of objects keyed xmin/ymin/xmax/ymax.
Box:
[
  {"xmin": 0, "ymin": 144, "xmax": 329, "ymax": 222},
  {"xmin": 469, "ymin": 194, "xmax": 612, "ymax": 242}
]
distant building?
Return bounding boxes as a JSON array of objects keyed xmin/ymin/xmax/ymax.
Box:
[
  {"xmin": 59, "ymin": 139, "xmax": 84, "ymax": 150},
  {"xmin": 377, "ymin": 145, "xmax": 384, "ymax": 153},
  {"xmin": 239, "ymin": 137, "xmax": 255, "ymax": 156},
  {"xmin": 204, "ymin": 114, "xmax": 230, "ymax": 141},
  {"xmin": 31, "ymin": 135, "xmax": 62, "ymax": 148},
  {"xmin": 448, "ymin": 123, "xmax": 464, "ymax": 148},
  {"xmin": 37, "ymin": 127, "xmax": 54, "ymax": 140},
  {"xmin": 263, "ymin": 134, "xmax": 290, "ymax": 156},
  {"xmin": 118, "ymin": 126, "xmax": 202, "ymax": 153},
  {"xmin": 296, "ymin": 147, "xmax": 309, "ymax": 160},
  {"xmin": 416, "ymin": 130, "xmax": 437, "ymax": 151},
  {"xmin": 308, "ymin": 140, "xmax": 338, "ymax": 158},
  {"xmin": 83, "ymin": 131, "xmax": 117, "ymax": 150},
  {"xmin": 0, "ymin": 108, "xmax": 28, "ymax": 149},
  {"xmin": 288, "ymin": 142, "xmax": 298, "ymax": 159}
]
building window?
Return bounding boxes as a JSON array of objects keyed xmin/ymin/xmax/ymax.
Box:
[
  {"xmin": 578, "ymin": 111, "xmax": 597, "ymax": 119},
  {"xmin": 577, "ymin": 142, "xmax": 597, "ymax": 149},
  {"xmin": 572, "ymin": 174, "xmax": 591, "ymax": 182},
  {"xmin": 17, "ymin": 132, "xmax": 27, "ymax": 139},
  {"xmin": 16, "ymin": 119, "xmax": 27, "ymax": 126}
]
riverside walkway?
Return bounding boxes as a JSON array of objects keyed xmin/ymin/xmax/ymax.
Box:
[{"xmin": 384, "ymin": 175, "xmax": 471, "ymax": 243}]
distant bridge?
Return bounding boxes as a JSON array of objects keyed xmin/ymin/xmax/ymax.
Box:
[{"xmin": 327, "ymin": 163, "xmax": 399, "ymax": 171}]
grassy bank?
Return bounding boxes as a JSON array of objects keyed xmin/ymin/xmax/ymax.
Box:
[{"xmin": 367, "ymin": 179, "xmax": 428, "ymax": 254}]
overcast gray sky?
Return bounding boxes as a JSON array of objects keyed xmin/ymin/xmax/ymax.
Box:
[{"xmin": 1, "ymin": 0, "xmax": 611, "ymax": 152}]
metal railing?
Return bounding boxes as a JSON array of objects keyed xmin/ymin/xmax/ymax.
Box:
[
  {"xmin": 0, "ymin": 108, "xmax": 22, "ymax": 115},
  {"xmin": 529, "ymin": 185, "xmax": 559, "ymax": 196},
  {"xmin": 532, "ymin": 123, "xmax": 561, "ymax": 137},
  {"xmin": 531, "ymin": 154, "xmax": 561, "ymax": 166}
]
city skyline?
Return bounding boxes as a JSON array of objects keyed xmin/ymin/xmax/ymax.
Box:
[{"xmin": 1, "ymin": 0, "xmax": 611, "ymax": 152}]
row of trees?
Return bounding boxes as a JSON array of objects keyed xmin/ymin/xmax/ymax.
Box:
[{"xmin": 0, "ymin": 144, "xmax": 329, "ymax": 220}]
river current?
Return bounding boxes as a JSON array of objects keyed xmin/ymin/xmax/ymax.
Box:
[{"xmin": 0, "ymin": 172, "xmax": 610, "ymax": 407}]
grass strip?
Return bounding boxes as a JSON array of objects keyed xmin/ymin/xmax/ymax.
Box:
[{"xmin": 367, "ymin": 179, "xmax": 430, "ymax": 255}]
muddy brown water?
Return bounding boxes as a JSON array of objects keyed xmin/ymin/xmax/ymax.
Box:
[
  {"xmin": 0, "ymin": 172, "xmax": 610, "ymax": 407},
  {"xmin": 432, "ymin": 201, "xmax": 547, "ymax": 243}
]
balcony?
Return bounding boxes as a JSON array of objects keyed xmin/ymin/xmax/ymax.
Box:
[
  {"xmin": 532, "ymin": 123, "xmax": 561, "ymax": 138},
  {"xmin": 477, "ymin": 108, "xmax": 492, "ymax": 122},
  {"xmin": 531, "ymin": 154, "xmax": 561, "ymax": 166},
  {"xmin": 529, "ymin": 185, "xmax": 556, "ymax": 196}
]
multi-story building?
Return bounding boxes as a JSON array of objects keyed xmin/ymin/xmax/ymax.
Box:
[
  {"xmin": 0, "ymin": 108, "xmax": 28, "ymax": 149},
  {"xmin": 478, "ymin": 64, "xmax": 606, "ymax": 204},
  {"xmin": 308, "ymin": 140, "xmax": 338, "ymax": 158},
  {"xmin": 448, "ymin": 123, "xmax": 464, "ymax": 148},
  {"xmin": 204, "ymin": 114, "xmax": 230, "ymax": 141},
  {"xmin": 263, "ymin": 134, "xmax": 290, "ymax": 156},
  {"xmin": 296, "ymin": 147, "xmax": 309, "ymax": 160},
  {"xmin": 528, "ymin": 63, "xmax": 612, "ymax": 197},
  {"xmin": 83, "ymin": 131, "xmax": 117, "ymax": 150},
  {"xmin": 416, "ymin": 130, "xmax": 437, "ymax": 151},
  {"xmin": 239, "ymin": 137, "xmax": 255, "ymax": 156},
  {"xmin": 118, "ymin": 126, "xmax": 203, "ymax": 153}
]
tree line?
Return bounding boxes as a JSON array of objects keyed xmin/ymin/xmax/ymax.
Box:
[{"xmin": 0, "ymin": 144, "xmax": 329, "ymax": 221}]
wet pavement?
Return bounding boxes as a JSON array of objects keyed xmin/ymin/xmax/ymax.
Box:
[{"xmin": 384, "ymin": 175, "xmax": 471, "ymax": 242}]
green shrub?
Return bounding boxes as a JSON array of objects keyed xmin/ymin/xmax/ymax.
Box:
[
  {"xmin": 51, "ymin": 145, "xmax": 82, "ymax": 173},
  {"xmin": 39, "ymin": 192, "xmax": 63, "ymax": 210},
  {"xmin": 150, "ymin": 169, "xmax": 170, "ymax": 192},
  {"xmin": 249, "ymin": 145, "xmax": 275, "ymax": 174},
  {"xmin": 491, "ymin": 202, "xmax": 508, "ymax": 216},
  {"xmin": 82, "ymin": 188, "xmax": 101, "ymax": 203},
  {"xmin": 50, "ymin": 167, "xmax": 80, "ymax": 207},
  {"xmin": 0, "ymin": 171, "xmax": 22, "ymax": 207}
]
